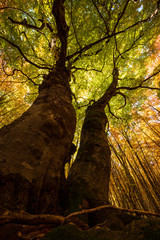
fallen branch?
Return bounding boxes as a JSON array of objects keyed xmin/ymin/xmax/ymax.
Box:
[
  {"xmin": 1, "ymin": 205, "xmax": 160, "ymax": 226},
  {"xmin": 0, "ymin": 211, "xmax": 64, "ymax": 225},
  {"xmin": 64, "ymin": 205, "xmax": 160, "ymax": 223}
]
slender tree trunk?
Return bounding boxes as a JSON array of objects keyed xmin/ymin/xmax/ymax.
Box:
[
  {"xmin": 0, "ymin": 66, "xmax": 76, "ymax": 215},
  {"xmin": 67, "ymin": 67, "xmax": 119, "ymax": 215},
  {"xmin": 67, "ymin": 103, "xmax": 111, "ymax": 214}
]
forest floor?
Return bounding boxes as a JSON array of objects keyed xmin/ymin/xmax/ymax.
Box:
[{"xmin": 0, "ymin": 206, "xmax": 160, "ymax": 240}]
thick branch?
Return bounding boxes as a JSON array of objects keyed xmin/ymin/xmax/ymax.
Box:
[
  {"xmin": 96, "ymin": 66, "xmax": 119, "ymax": 107},
  {"xmin": 0, "ymin": 212, "xmax": 64, "ymax": 225},
  {"xmin": 52, "ymin": 0, "xmax": 69, "ymax": 65}
]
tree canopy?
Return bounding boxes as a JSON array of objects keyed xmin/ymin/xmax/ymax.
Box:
[{"xmin": 0, "ymin": 0, "xmax": 160, "ymax": 123}]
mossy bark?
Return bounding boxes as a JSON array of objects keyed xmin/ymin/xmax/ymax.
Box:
[
  {"xmin": 0, "ymin": 66, "xmax": 76, "ymax": 215},
  {"xmin": 67, "ymin": 103, "xmax": 111, "ymax": 214}
]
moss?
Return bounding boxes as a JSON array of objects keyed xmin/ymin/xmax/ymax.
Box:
[
  {"xmin": 41, "ymin": 225, "xmax": 85, "ymax": 240},
  {"xmin": 41, "ymin": 224, "xmax": 116, "ymax": 240},
  {"xmin": 41, "ymin": 218, "xmax": 160, "ymax": 240},
  {"xmin": 123, "ymin": 218, "xmax": 160, "ymax": 240},
  {"xmin": 142, "ymin": 228, "xmax": 160, "ymax": 240},
  {"xmin": 117, "ymin": 212, "xmax": 141, "ymax": 225}
]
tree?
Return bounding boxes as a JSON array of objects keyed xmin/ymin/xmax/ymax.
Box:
[
  {"xmin": 0, "ymin": 0, "xmax": 76, "ymax": 214},
  {"xmin": 0, "ymin": 0, "xmax": 160, "ymax": 238}
]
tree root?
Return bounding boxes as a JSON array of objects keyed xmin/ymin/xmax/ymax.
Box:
[{"xmin": 1, "ymin": 205, "xmax": 160, "ymax": 226}]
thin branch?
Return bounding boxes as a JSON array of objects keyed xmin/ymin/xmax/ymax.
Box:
[
  {"xmin": 114, "ymin": 30, "xmax": 144, "ymax": 61},
  {"xmin": 70, "ymin": 0, "xmax": 82, "ymax": 49},
  {"xmin": 67, "ymin": 35, "xmax": 109, "ymax": 61},
  {"xmin": 114, "ymin": 35, "xmax": 124, "ymax": 60},
  {"xmin": 8, "ymin": 17, "xmax": 45, "ymax": 31},
  {"xmin": 107, "ymin": 103, "xmax": 122, "ymax": 119},
  {"xmin": 140, "ymin": 86, "xmax": 160, "ymax": 90},
  {"xmin": 2, "ymin": 66, "xmax": 39, "ymax": 86},
  {"xmin": 115, "ymin": 91, "xmax": 127, "ymax": 109},
  {"xmin": 71, "ymin": 45, "xmax": 105, "ymax": 64},
  {"xmin": 67, "ymin": 9, "xmax": 158, "ymax": 62},
  {"xmin": 113, "ymin": 0, "xmax": 130, "ymax": 33},
  {"xmin": 121, "ymin": 32, "xmax": 144, "ymax": 56},
  {"xmin": 148, "ymin": 104, "xmax": 160, "ymax": 114},
  {"xmin": 0, "ymin": 7, "xmax": 36, "ymax": 25},
  {"xmin": 91, "ymin": 0, "xmax": 109, "ymax": 33},
  {"xmin": 64, "ymin": 204, "xmax": 160, "ymax": 222},
  {"xmin": 38, "ymin": 19, "xmax": 53, "ymax": 32},
  {"xmin": 9, "ymin": 17, "xmax": 52, "ymax": 44},
  {"xmin": 117, "ymin": 69, "xmax": 160, "ymax": 91},
  {"xmin": 21, "ymin": 32, "xmax": 51, "ymax": 65},
  {"xmin": 71, "ymin": 91, "xmax": 79, "ymax": 106},
  {"xmin": 72, "ymin": 66, "xmax": 102, "ymax": 73},
  {"xmin": 118, "ymin": 85, "xmax": 160, "ymax": 91},
  {"xmin": 0, "ymin": 35, "xmax": 52, "ymax": 70},
  {"xmin": 141, "ymin": 69, "xmax": 160, "ymax": 84},
  {"xmin": 21, "ymin": 31, "xmax": 36, "ymax": 54}
]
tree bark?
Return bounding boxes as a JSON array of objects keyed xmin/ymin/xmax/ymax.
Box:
[
  {"xmin": 67, "ymin": 67, "xmax": 119, "ymax": 214},
  {"xmin": 0, "ymin": 66, "xmax": 76, "ymax": 215},
  {"xmin": 67, "ymin": 103, "xmax": 111, "ymax": 213}
]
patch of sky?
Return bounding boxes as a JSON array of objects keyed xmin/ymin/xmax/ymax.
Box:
[{"xmin": 137, "ymin": 5, "xmax": 143, "ymax": 12}]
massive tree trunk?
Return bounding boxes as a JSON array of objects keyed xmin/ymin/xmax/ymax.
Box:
[
  {"xmin": 0, "ymin": 66, "xmax": 76, "ymax": 215},
  {"xmin": 0, "ymin": 0, "xmax": 76, "ymax": 216},
  {"xmin": 67, "ymin": 67, "xmax": 119, "ymax": 215}
]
